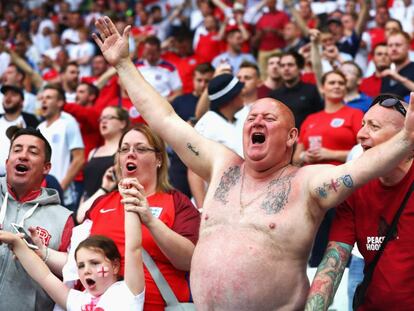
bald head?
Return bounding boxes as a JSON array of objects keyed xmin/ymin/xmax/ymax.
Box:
[
  {"xmin": 243, "ymin": 97, "xmax": 298, "ymax": 172},
  {"xmin": 366, "ymin": 100, "xmax": 407, "ymax": 130},
  {"xmin": 250, "ymin": 98, "xmax": 295, "ymax": 129}
]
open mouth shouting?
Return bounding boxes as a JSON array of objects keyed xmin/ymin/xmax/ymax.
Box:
[
  {"xmin": 251, "ymin": 132, "xmax": 266, "ymax": 144},
  {"xmin": 85, "ymin": 277, "xmax": 96, "ymax": 289},
  {"xmin": 14, "ymin": 163, "xmax": 29, "ymax": 175},
  {"xmin": 361, "ymin": 144, "xmax": 372, "ymax": 151},
  {"xmin": 126, "ymin": 162, "xmax": 137, "ymax": 173}
]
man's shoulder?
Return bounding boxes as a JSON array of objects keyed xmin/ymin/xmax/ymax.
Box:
[
  {"xmin": 21, "ymin": 112, "xmax": 39, "ymax": 127},
  {"xmin": 196, "ymin": 111, "xmax": 224, "ymax": 127},
  {"xmin": 158, "ymin": 59, "xmax": 178, "ymax": 72},
  {"xmin": 173, "ymin": 93, "xmax": 198, "ymax": 104},
  {"xmin": 400, "ymin": 62, "xmax": 414, "ymax": 76}
]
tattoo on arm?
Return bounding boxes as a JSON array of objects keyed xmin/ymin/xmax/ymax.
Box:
[
  {"xmin": 305, "ymin": 242, "xmax": 352, "ymax": 311},
  {"xmin": 213, "ymin": 166, "xmax": 241, "ymax": 205},
  {"xmin": 187, "ymin": 143, "xmax": 199, "ymax": 156},
  {"xmin": 315, "ymin": 175, "xmax": 354, "ymax": 199}
]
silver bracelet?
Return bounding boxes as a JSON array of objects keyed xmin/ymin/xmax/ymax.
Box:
[{"xmin": 43, "ymin": 247, "xmax": 50, "ymax": 263}]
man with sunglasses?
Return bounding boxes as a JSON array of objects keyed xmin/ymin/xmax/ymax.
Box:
[
  {"xmin": 94, "ymin": 17, "xmax": 414, "ymax": 310},
  {"xmin": 307, "ymin": 94, "xmax": 414, "ymax": 311}
]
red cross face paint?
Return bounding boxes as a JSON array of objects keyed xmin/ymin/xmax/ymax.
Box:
[{"xmin": 76, "ymin": 248, "xmax": 118, "ymax": 297}]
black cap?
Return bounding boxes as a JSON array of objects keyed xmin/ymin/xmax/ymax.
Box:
[
  {"xmin": 208, "ymin": 74, "xmax": 244, "ymax": 111},
  {"xmin": 1, "ymin": 84, "xmax": 24, "ymax": 100}
]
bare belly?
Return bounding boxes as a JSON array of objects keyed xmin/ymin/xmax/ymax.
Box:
[{"xmin": 190, "ymin": 225, "xmax": 310, "ymax": 311}]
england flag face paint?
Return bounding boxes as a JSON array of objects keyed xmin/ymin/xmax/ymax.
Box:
[
  {"xmin": 76, "ymin": 248, "xmax": 118, "ymax": 297},
  {"xmin": 96, "ymin": 264, "xmax": 110, "ymax": 278}
]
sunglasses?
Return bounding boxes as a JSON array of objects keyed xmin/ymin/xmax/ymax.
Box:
[{"xmin": 369, "ymin": 96, "xmax": 407, "ymax": 117}]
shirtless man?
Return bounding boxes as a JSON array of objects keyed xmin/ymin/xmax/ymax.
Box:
[{"xmin": 93, "ymin": 17, "xmax": 414, "ymax": 310}]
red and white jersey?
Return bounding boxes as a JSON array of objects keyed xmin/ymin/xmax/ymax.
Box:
[{"xmin": 136, "ymin": 59, "xmax": 182, "ymax": 97}]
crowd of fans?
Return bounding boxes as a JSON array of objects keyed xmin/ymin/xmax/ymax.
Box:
[{"xmin": 1, "ymin": 0, "xmax": 414, "ymax": 309}]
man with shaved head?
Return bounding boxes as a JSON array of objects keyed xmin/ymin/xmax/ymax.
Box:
[
  {"xmin": 307, "ymin": 94, "xmax": 414, "ymax": 310},
  {"xmin": 93, "ymin": 16, "xmax": 414, "ymax": 310}
]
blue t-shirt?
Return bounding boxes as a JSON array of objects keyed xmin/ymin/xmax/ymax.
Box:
[{"xmin": 346, "ymin": 92, "xmax": 372, "ymax": 113}]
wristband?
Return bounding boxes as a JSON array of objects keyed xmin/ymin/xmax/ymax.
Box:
[
  {"xmin": 43, "ymin": 247, "xmax": 50, "ymax": 263},
  {"xmin": 300, "ymin": 151, "xmax": 306, "ymax": 163}
]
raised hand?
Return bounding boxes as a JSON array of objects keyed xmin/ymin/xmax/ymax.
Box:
[
  {"xmin": 309, "ymin": 29, "xmax": 320, "ymax": 44},
  {"xmin": 119, "ymin": 178, "xmax": 153, "ymax": 225},
  {"xmin": 92, "ymin": 16, "xmax": 131, "ymax": 67}
]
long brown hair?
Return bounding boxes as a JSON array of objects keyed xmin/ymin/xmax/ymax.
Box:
[{"xmin": 118, "ymin": 124, "xmax": 173, "ymax": 192}]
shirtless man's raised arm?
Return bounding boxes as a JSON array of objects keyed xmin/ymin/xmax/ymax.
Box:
[
  {"xmin": 306, "ymin": 93, "xmax": 414, "ymax": 212},
  {"xmin": 92, "ymin": 16, "xmax": 235, "ymax": 182}
]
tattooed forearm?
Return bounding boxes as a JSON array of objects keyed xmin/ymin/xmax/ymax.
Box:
[
  {"xmin": 315, "ymin": 175, "xmax": 354, "ymax": 199},
  {"xmin": 304, "ymin": 294, "xmax": 325, "ymax": 311},
  {"xmin": 187, "ymin": 143, "xmax": 199, "ymax": 156},
  {"xmin": 305, "ymin": 242, "xmax": 352, "ymax": 311},
  {"xmin": 213, "ymin": 166, "xmax": 241, "ymax": 205}
]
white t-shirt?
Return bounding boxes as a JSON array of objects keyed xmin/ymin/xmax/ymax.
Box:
[
  {"xmin": 136, "ymin": 59, "xmax": 182, "ymax": 98},
  {"xmin": 66, "ymin": 281, "xmax": 144, "ymax": 311},
  {"xmin": 195, "ymin": 110, "xmax": 243, "ymax": 157},
  {"xmin": 37, "ymin": 112, "xmax": 84, "ymax": 183},
  {"xmin": 0, "ymin": 52, "xmax": 11, "ymax": 77},
  {"xmin": 69, "ymin": 41, "xmax": 95, "ymax": 78}
]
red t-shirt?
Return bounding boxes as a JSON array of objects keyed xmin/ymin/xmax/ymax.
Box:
[
  {"xmin": 195, "ymin": 32, "xmax": 226, "ymax": 63},
  {"xmin": 298, "ymin": 106, "xmax": 363, "ymax": 165},
  {"xmin": 301, "ymin": 72, "xmax": 317, "ymax": 85},
  {"xmin": 360, "ymin": 74, "xmax": 382, "ymax": 98},
  {"xmin": 106, "ymin": 96, "xmax": 145, "ymax": 125},
  {"xmin": 368, "ymin": 28, "xmax": 386, "ymax": 54},
  {"xmin": 162, "ymin": 52, "xmax": 200, "ymax": 94},
  {"xmin": 87, "ymin": 190, "xmax": 200, "ymax": 311},
  {"xmin": 256, "ymin": 11, "xmax": 290, "ymax": 51},
  {"xmin": 224, "ymin": 22, "xmax": 252, "ymax": 53},
  {"xmin": 330, "ymin": 163, "xmax": 414, "ymax": 310}
]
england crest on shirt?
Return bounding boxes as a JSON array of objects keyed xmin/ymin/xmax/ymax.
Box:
[{"xmin": 330, "ymin": 118, "xmax": 344, "ymax": 128}]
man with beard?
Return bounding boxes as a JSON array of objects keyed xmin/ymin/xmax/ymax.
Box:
[
  {"xmin": 60, "ymin": 61, "xmax": 80, "ymax": 103},
  {"xmin": 211, "ymin": 29, "xmax": 256, "ymax": 74},
  {"xmin": 360, "ymin": 43, "xmax": 390, "ymax": 97},
  {"xmin": 381, "ymin": 31, "xmax": 414, "ymax": 97},
  {"xmin": 0, "ymin": 64, "xmax": 38, "ymax": 115},
  {"xmin": 270, "ymin": 51, "xmax": 323, "ymax": 128},
  {"xmin": 37, "ymin": 84, "xmax": 84, "ymax": 211},
  {"xmin": 257, "ymin": 52, "xmax": 282, "ymax": 98},
  {"xmin": 0, "ymin": 85, "xmax": 38, "ymax": 175}
]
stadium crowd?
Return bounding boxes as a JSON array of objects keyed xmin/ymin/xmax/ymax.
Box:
[{"xmin": 1, "ymin": 0, "xmax": 414, "ymax": 310}]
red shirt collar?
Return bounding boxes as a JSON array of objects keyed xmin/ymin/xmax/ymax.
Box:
[{"xmin": 7, "ymin": 183, "xmax": 42, "ymax": 203}]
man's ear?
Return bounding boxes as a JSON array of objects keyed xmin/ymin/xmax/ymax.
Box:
[
  {"xmin": 43, "ymin": 162, "xmax": 52, "ymax": 176},
  {"xmin": 287, "ymin": 127, "xmax": 298, "ymax": 148},
  {"xmin": 57, "ymin": 99, "xmax": 65, "ymax": 109}
]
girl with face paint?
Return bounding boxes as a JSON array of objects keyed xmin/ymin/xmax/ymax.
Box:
[{"xmin": 0, "ymin": 182, "xmax": 145, "ymax": 311}]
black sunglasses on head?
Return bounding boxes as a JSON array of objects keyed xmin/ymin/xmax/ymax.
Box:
[{"xmin": 369, "ymin": 96, "xmax": 407, "ymax": 117}]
